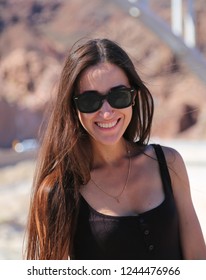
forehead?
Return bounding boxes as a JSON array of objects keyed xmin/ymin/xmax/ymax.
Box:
[{"xmin": 78, "ymin": 62, "xmax": 129, "ymax": 93}]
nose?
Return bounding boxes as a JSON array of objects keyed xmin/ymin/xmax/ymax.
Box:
[{"xmin": 99, "ymin": 100, "xmax": 114, "ymax": 119}]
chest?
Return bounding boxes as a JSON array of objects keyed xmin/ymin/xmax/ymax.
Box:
[{"xmin": 81, "ymin": 156, "xmax": 165, "ymax": 216}]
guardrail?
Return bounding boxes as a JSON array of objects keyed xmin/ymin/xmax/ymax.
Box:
[{"xmin": 112, "ymin": 0, "xmax": 206, "ymax": 85}]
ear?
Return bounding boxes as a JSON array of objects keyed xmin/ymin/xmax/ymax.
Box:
[{"xmin": 132, "ymin": 90, "xmax": 137, "ymax": 106}]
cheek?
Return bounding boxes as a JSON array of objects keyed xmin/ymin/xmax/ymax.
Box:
[
  {"xmin": 124, "ymin": 107, "xmax": 133, "ymax": 123},
  {"xmin": 77, "ymin": 111, "xmax": 94, "ymax": 131}
]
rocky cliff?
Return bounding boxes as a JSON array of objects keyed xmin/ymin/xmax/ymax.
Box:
[{"xmin": 0, "ymin": 0, "xmax": 206, "ymax": 148}]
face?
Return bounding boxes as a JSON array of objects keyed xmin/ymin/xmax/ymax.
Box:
[{"xmin": 76, "ymin": 62, "xmax": 134, "ymax": 146}]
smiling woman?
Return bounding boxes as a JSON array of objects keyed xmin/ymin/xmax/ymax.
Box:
[{"xmin": 25, "ymin": 38, "xmax": 206, "ymax": 260}]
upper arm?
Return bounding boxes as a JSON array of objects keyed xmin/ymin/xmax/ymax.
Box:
[{"xmin": 162, "ymin": 146, "xmax": 206, "ymax": 259}]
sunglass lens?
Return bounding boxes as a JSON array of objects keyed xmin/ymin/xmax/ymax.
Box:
[
  {"xmin": 109, "ymin": 88, "xmax": 132, "ymax": 108},
  {"xmin": 76, "ymin": 92, "xmax": 101, "ymax": 113}
]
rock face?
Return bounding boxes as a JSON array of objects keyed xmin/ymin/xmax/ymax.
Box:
[
  {"xmin": 0, "ymin": 0, "xmax": 206, "ymax": 148},
  {"xmin": 0, "ymin": 47, "xmax": 60, "ymax": 147}
]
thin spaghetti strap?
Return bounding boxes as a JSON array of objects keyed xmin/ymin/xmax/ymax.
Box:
[{"xmin": 151, "ymin": 144, "xmax": 173, "ymax": 194}]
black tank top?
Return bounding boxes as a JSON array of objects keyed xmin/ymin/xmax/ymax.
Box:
[{"xmin": 72, "ymin": 144, "xmax": 183, "ymax": 260}]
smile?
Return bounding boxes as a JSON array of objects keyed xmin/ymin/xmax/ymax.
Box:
[{"xmin": 96, "ymin": 119, "xmax": 119, "ymax": 129}]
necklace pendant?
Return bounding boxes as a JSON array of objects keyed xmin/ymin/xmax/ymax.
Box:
[
  {"xmin": 116, "ymin": 197, "xmax": 120, "ymax": 203},
  {"xmin": 91, "ymin": 145, "xmax": 131, "ymax": 204}
]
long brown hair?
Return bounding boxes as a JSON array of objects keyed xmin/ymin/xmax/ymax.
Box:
[{"xmin": 25, "ymin": 38, "xmax": 154, "ymax": 259}]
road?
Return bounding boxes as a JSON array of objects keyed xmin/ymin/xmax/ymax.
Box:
[{"xmin": 0, "ymin": 149, "xmax": 37, "ymax": 168}]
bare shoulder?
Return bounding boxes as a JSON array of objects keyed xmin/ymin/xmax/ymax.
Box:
[
  {"xmin": 160, "ymin": 145, "xmax": 187, "ymax": 173},
  {"xmin": 160, "ymin": 145, "xmax": 184, "ymax": 162},
  {"xmin": 139, "ymin": 144, "xmax": 188, "ymax": 184},
  {"xmin": 159, "ymin": 145, "xmax": 190, "ymax": 193},
  {"xmin": 146, "ymin": 144, "xmax": 186, "ymax": 171}
]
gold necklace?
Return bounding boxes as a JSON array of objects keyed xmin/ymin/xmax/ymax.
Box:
[{"xmin": 90, "ymin": 149, "xmax": 131, "ymax": 203}]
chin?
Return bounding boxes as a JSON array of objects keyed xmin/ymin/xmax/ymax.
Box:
[{"xmin": 93, "ymin": 135, "xmax": 124, "ymax": 146}]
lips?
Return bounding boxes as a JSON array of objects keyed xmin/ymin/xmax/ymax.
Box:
[{"xmin": 96, "ymin": 119, "xmax": 119, "ymax": 129}]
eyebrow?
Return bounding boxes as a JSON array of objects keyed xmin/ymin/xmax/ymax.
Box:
[{"xmin": 80, "ymin": 84, "xmax": 129, "ymax": 95}]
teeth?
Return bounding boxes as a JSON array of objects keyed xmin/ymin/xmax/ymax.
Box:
[{"xmin": 97, "ymin": 120, "xmax": 118, "ymax": 128}]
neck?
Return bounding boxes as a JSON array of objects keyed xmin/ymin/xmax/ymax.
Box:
[{"xmin": 91, "ymin": 139, "xmax": 129, "ymax": 168}]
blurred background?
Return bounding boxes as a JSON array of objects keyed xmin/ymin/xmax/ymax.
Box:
[{"xmin": 0, "ymin": 0, "xmax": 205, "ymax": 259}]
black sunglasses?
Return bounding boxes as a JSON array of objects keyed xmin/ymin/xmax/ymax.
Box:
[{"xmin": 73, "ymin": 86, "xmax": 135, "ymax": 113}]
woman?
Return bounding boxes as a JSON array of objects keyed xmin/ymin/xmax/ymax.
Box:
[{"xmin": 25, "ymin": 38, "xmax": 206, "ymax": 260}]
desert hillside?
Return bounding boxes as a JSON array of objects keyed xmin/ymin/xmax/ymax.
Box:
[{"xmin": 1, "ymin": 0, "xmax": 206, "ymax": 148}]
